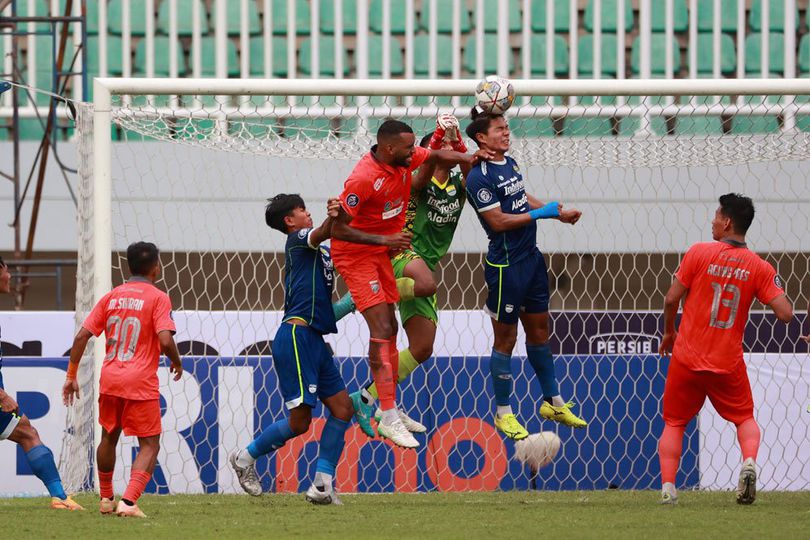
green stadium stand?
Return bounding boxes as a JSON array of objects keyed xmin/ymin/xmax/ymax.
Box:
[
  {"xmin": 529, "ymin": 34, "xmax": 569, "ymax": 76},
  {"xmin": 368, "ymin": 35, "xmax": 405, "ymax": 76},
  {"xmin": 85, "ymin": 35, "xmax": 125, "ymax": 82},
  {"xmin": 157, "ymin": 0, "xmax": 210, "ymax": 37},
  {"xmin": 798, "ymin": 34, "xmax": 810, "ymax": 74},
  {"xmin": 269, "ymin": 0, "xmax": 311, "ymax": 35},
  {"xmin": 32, "ymin": 35, "xmax": 54, "ymax": 105},
  {"xmin": 134, "ymin": 36, "xmax": 187, "ymax": 75},
  {"xmin": 749, "ymin": 0, "xmax": 800, "ymax": 32},
  {"xmin": 321, "ymin": 0, "xmax": 358, "ymax": 35},
  {"xmin": 199, "ymin": 37, "xmax": 240, "ymax": 76},
  {"xmin": 618, "ymin": 96, "xmax": 670, "ymax": 136},
  {"xmin": 17, "ymin": 0, "xmax": 51, "ymax": 31},
  {"xmin": 480, "ymin": 0, "xmax": 522, "ymax": 33},
  {"xmin": 84, "ymin": 0, "xmax": 100, "ymax": 35},
  {"xmin": 531, "ymin": 0, "xmax": 571, "ymax": 33},
  {"xmin": 509, "ymin": 95, "xmax": 562, "ymax": 137},
  {"xmin": 17, "ymin": 118, "xmax": 46, "ymax": 140},
  {"xmin": 730, "ymin": 95, "xmax": 781, "ymax": 134},
  {"xmin": 108, "ymin": 0, "xmax": 150, "ymax": 36},
  {"xmin": 212, "ymin": 0, "xmax": 262, "ymax": 36},
  {"xmin": 577, "ymin": 33, "xmax": 620, "ymax": 76},
  {"xmin": 744, "ymin": 33, "xmax": 785, "ymax": 75},
  {"xmin": 248, "ymin": 36, "xmax": 290, "ymax": 76},
  {"xmin": 299, "ymin": 36, "xmax": 351, "ymax": 76},
  {"xmin": 697, "ymin": 0, "xmax": 740, "ymax": 32},
  {"xmin": 420, "ymin": 1, "xmax": 472, "ymax": 33},
  {"xmin": 369, "ymin": 0, "xmax": 408, "ymax": 34},
  {"xmin": 565, "ymin": 95, "xmax": 615, "ymax": 137},
  {"xmin": 651, "ymin": 0, "xmax": 688, "ymax": 32},
  {"xmin": 414, "ymin": 34, "xmax": 455, "ymax": 75},
  {"xmin": 675, "ymin": 116, "xmax": 724, "ymax": 135},
  {"xmin": 692, "ymin": 33, "xmax": 736, "ymax": 74},
  {"xmin": 462, "ymin": 34, "xmax": 516, "ymax": 75},
  {"xmin": 631, "ymin": 34, "xmax": 681, "ymax": 75},
  {"xmin": 584, "ymin": 0, "xmax": 634, "ymax": 32}
]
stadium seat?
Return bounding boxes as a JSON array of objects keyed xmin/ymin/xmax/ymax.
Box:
[
  {"xmin": 530, "ymin": 0, "xmax": 571, "ymax": 33},
  {"xmin": 367, "ymin": 35, "xmax": 405, "ymax": 76},
  {"xmin": 16, "ymin": 118, "xmax": 47, "ymax": 140},
  {"xmin": 269, "ymin": 0, "xmax": 311, "ymax": 35},
  {"xmin": 749, "ymin": 0, "xmax": 800, "ymax": 32},
  {"xmin": 85, "ymin": 35, "xmax": 125, "ymax": 78},
  {"xmin": 691, "ymin": 33, "xmax": 736, "ymax": 75},
  {"xmin": 744, "ymin": 34, "xmax": 785, "ymax": 75},
  {"xmin": 212, "ymin": 0, "xmax": 262, "ymax": 36},
  {"xmin": 584, "ymin": 0, "xmax": 634, "ymax": 32},
  {"xmin": 674, "ymin": 116, "xmax": 724, "ymax": 135},
  {"xmin": 479, "ymin": 0, "xmax": 522, "ymax": 33},
  {"xmin": 510, "ymin": 117, "xmax": 560, "ymax": 137},
  {"xmin": 108, "ymin": 0, "xmax": 151, "ymax": 36},
  {"xmin": 134, "ymin": 36, "xmax": 187, "ymax": 76},
  {"xmin": 321, "ymin": 0, "xmax": 358, "ymax": 35},
  {"xmin": 31, "ymin": 36, "xmax": 54, "ymax": 105},
  {"xmin": 529, "ymin": 34, "xmax": 569, "ymax": 76},
  {"xmin": 299, "ymin": 37, "xmax": 351, "ymax": 76},
  {"xmin": 618, "ymin": 96, "xmax": 670, "ymax": 136},
  {"xmin": 248, "ymin": 36, "xmax": 290, "ymax": 77},
  {"xmin": 798, "ymin": 34, "xmax": 810, "ymax": 74},
  {"xmin": 462, "ymin": 34, "xmax": 516, "ymax": 76},
  {"xmin": 420, "ymin": 1, "xmax": 472, "ymax": 33},
  {"xmin": 369, "ymin": 0, "xmax": 408, "ymax": 34},
  {"xmin": 730, "ymin": 96, "xmax": 781, "ymax": 134},
  {"xmin": 17, "ymin": 0, "xmax": 52, "ymax": 31},
  {"xmin": 198, "ymin": 37, "xmax": 240, "ymax": 77},
  {"xmin": 577, "ymin": 34, "xmax": 620, "ymax": 76},
  {"xmin": 630, "ymin": 34, "xmax": 681, "ymax": 75},
  {"xmin": 696, "ymin": 0, "xmax": 740, "ymax": 32},
  {"xmin": 565, "ymin": 95, "xmax": 615, "ymax": 137},
  {"xmin": 413, "ymin": 34, "xmax": 455, "ymax": 75},
  {"xmin": 650, "ymin": 0, "xmax": 688, "ymax": 32},
  {"xmin": 157, "ymin": 0, "xmax": 210, "ymax": 37}
]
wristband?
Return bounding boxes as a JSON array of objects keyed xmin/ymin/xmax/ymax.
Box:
[
  {"xmin": 450, "ymin": 135, "xmax": 467, "ymax": 153},
  {"xmin": 528, "ymin": 201, "xmax": 560, "ymax": 220},
  {"xmin": 428, "ymin": 126, "xmax": 447, "ymax": 149},
  {"xmin": 66, "ymin": 361, "xmax": 79, "ymax": 381}
]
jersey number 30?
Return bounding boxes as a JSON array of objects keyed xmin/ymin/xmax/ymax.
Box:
[
  {"xmin": 104, "ymin": 316, "xmax": 142, "ymax": 362},
  {"xmin": 709, "ymin": 282, "xmax": 741, "ymax": 329}
]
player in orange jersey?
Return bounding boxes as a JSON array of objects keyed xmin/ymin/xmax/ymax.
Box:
[
  {"xmin": 63, "ymin": 242, "xmax": 183, "ymax": 518},
  {"xmin": 331, "ymin": 119, "xmax": 490, "ymax": 448},
  {"xmin": 658, "ymin": 194, "xmax": 793, "ymax": 505}
]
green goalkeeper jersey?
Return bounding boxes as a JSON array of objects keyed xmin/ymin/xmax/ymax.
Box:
[{"xmin": 403, "ymin": 171, "xmax": 465, "ymax": 270}]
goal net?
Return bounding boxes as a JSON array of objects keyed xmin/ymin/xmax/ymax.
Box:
[{"xmin": 63, "ymin": 78, "xmax": 810, "ymax": 494}]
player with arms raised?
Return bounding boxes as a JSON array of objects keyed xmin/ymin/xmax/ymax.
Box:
[
  {"xmin": 331, "ymin": 120, "xmax": 487, "ymax": 448},
  {"xmin": 64, "ymin": 242, "xmax": 183, "ymax": 517},
  {"xmin": 658, "ymin": 193, "xmax": 793, "ymax": 505},
  {"xmin": 0, "ymin": 257, "xmax": 82, "ymax": 510},
  {"xmin": 465, "ymin": 109, "xmax": 587, "ymax": 440}
]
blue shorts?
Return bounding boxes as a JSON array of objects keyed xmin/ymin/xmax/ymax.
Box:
[
  {"xmin": 271, "ymin": 322, "xmax": 346, "ymax": 410},
  {"xmin": 0, "ymin": 371, "xmax": 21, "ymax": 440},
  {"xmin": 483, "ymin": 249, "xmax": 550, "ymax": 324}
]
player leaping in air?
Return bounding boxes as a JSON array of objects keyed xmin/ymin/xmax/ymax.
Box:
[
  {"xmin": 0, "ymin": 257, "xmax": 82, "ymax": 510},
  {"xmin": 349, "ymin": 113, "xmax": 478, "ymax": 436},
  {"xmin": 230, "ymin": 195, "xmax": 354, "ymax": 505},
  {"xmin": 331, "ymin": 119, "xmax": 491, "ymax": 448},
  {"xmin": 464, "ymin": 108, "xmax": 587, "ymax": 441},
  {"xmin": 64, "ymin": 242, "xmax": 184, "ymax": 517},
  {"xmin": 658, "ymin": 193, "xmax": 793, "ymax": 505}
]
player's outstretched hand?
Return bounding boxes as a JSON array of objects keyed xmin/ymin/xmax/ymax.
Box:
[
  {"xmin": 326, "ymin": 197, "xmax": 341, "ymax": 218},
  {"xmin": 659, "ymin": 332, "xmax": 677, "ymax": 357},
  {"xmin": 384, "ymin": 231, "xmax": 412, "ymax": 253},
  {"xmin": 170, "ymin": 360, "xmax": 183, "ymax": 381},
  {"xmin": 62, "ymin": 379, "xmax": 80, "ymax": 406},
  {"xmin": 0, "ymin": 391, "xmax": 19, "ymax": 415},
  {"xmin": 559, "ymin": 207, "xmax": 582, "ymax": 225},
  {"xmin": 471, "ymin": 148, "xmax": 496, "ymax": 163}
]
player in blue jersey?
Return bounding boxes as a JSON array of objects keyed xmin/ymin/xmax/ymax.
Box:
[
  {"xmin": 464, "ymin": 109, "xmax": 588, "ymax": 440},
  {"xmin": 0, "ymin": 257, "xmax": 82, "ymax": 509},
  {"xmin": 229, "ymin": 195, "xmax": 354, "ymax": 505}
]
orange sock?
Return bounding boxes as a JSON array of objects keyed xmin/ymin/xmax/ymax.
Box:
[
  {"xmin": 370, "ymin": 338, "xmax": 395, "ymax": 410},
  {"xmin": 98, "ymin": 470, "xmax": 114, "ymax": 499},
  {"xmin": 658, "ymin": 423, "xmax": 685, "ymax": 485},
  {"xmin": 736, "ymin": 417, "xmax": 760, "ymax": 461},
  {"xmin": 388, "ymin": 337, "xmax": 399, "ymax": 382},
  {"xmin": 122, "ymin": 469, "xmax": 151, "ymax": 504}
]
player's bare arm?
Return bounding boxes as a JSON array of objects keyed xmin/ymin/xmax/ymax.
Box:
[
  {"xmin": 0, "ymin": 388, "xmax": 18, "ymax": 414},
  {"xmin": 767, "ymin": 294, "xmax": 793, "ymax": 324},
  {"xmin": 331, "ymin": 206, "xmax": 412, "ymax": 251},
  {"xmin": 159, "ymin": 330, "xmax": 183, "ymax": 381},
  {"xmin": 424, "ymin": 148, "xmax": 494, "ymax": 170},
  {"xmin": 411, "ymin": 159, "xmax": 438, "ymax": 192},
  {"xmin": 63, "ymin": 327, "xmax": 93, "ymax": 405},
  {"xmin": 308, "ymin": 197, "xmax": 342, "ymax": 247},
  {"xmin": 659, "ymin": 277, "xmax": 689, "ymax": 357}
]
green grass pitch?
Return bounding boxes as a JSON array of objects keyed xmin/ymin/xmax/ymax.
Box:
[{"xmin": 5, "ymin": 491, "xmax": 809, "ymax": 539}]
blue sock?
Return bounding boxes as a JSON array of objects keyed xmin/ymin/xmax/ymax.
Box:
[
  {"xmin": 247, "ymin": 418, "xmax": 296, "ymax": 459},
  {"xmin": 25, "ymin": 445, "xmax": 66, "ymax": 499},
  {"xmin": 526, "ymin": 344, "xmax": 559, "ymax": 400},
  {"xmin": 490, "ymin": 349, "xmax": 512, "ymax": 407},
  {"xmin": 315, "ymin": 416, "xmax": 350, "ymax": 477}
]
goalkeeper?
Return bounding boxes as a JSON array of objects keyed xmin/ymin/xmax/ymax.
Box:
[{"xmin": 342, "ymin": 113, "xmax": 477, "ymax": 435}]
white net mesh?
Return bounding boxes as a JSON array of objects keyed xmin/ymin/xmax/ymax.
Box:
[{"xmin": 66, "ymin": 84, "xmax": 810, "ymax": 494}]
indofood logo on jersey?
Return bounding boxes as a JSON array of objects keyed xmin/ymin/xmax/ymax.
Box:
[{"xmin": 589, "ymin": 332, "xmax": 660, "ymax": 355}]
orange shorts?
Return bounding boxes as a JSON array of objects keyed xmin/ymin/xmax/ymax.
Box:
[
  {"xmin": 662, "ymin": 358, "xmax": 754, "ymax": 427},
  {"xmin": 98, "ymin": 393, "xmax": 162, "ymax": 437},
  {"xmin": 333, "ymin": 252, "xmax": 398, "ymax": 312}
]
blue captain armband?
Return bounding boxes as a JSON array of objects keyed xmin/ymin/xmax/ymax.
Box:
[{"xmin": 528, "ymin": 201, "xmax": 560, "ymax": 220}]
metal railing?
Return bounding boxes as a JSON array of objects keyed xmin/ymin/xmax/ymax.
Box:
[{"xmin": 5, "ymin": 258, "xmax": 77, "ymax": 310}]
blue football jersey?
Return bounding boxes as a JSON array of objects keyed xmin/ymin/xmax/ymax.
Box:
[
  {"xmin": 465, "ymin": 156, "xmax": 537, "ymax": 265},
  {"xmin": 282, "ymin": 228, "xmax": 337, "ymax": 335}
]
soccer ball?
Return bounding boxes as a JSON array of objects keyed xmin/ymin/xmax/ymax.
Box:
[
  {"xmin": 514, "ymin": 432, "xmax": 561, "ymax": 472},
  {"xmin": 474, "ymin": 75, "xmax": 515, "ymax": 115}
]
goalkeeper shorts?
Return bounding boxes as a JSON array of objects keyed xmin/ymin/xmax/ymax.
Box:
[
  {"xmin": 663, "ymin": 358, "xmax": 754, "ymax": 427},
  {"xmin": 483, "ymin": 248, "xmax": 549, "ymax": 325},
  {"xmin": 333, "ymin": 252, "xmax": 398, "ymax": 312},
  {"xmin": 392, "ymin": 249, "xmax": 438, "ymax": 325},
  {"xmin": 99, "ymin": 394, "xmax": 162, "ymax": 437}
]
